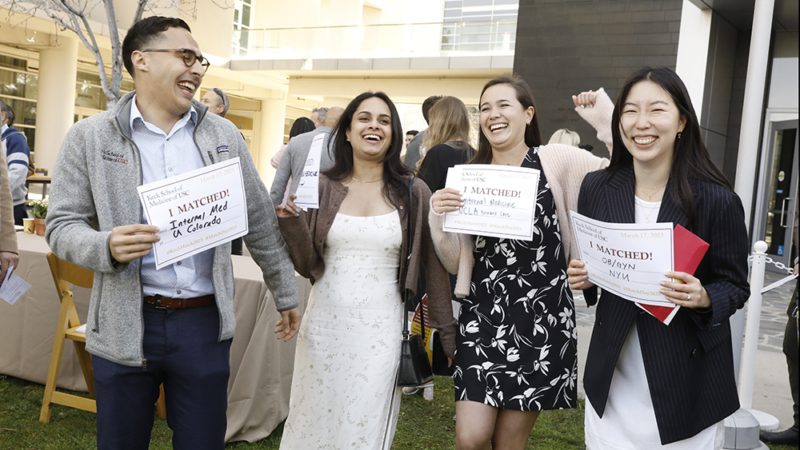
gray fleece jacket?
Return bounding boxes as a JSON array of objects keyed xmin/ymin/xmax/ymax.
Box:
[{"xmin": 46, "ymin": 92, "xmax": 298, "ymax": 367}]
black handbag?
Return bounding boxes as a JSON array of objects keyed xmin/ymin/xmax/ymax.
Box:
[{"xmin": 397, "ymin": 177, "xmax": 434, "ymax": 387}]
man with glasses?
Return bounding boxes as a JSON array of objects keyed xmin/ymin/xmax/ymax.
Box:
[{"xmin": 46, "ymin": 16, "xmax": 300, "ymax": 450}]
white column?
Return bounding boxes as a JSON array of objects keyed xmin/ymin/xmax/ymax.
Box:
[
  {"xmin": 675, "ymin": 0, "xmax": 712, "ymax": 120},
  {"xmin": 254, "ymin": 92, "xmax": 287, "ymax": 186},
  {"xmin": 734, "ymin": 0, "xmax": 775, "ymax": 230},
  {"xmin": 34, "ymin": 35, "xmax": 78, "ymax": 174}
]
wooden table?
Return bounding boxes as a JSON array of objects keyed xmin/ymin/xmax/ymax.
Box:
[{"xmin": 25, "ymin": 174, "xmax": 52, "ymax": 199}]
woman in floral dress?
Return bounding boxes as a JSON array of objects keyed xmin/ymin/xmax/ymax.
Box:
[{"xmin": 429, "ymin": 76, "xmax": 614, "ymax": 449}]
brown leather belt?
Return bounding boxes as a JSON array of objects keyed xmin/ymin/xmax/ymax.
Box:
[{"xmin": 143, "ymin": 294, "xmax": 215, "ymax": 309}]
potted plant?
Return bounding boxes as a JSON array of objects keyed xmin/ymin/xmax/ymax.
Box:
[{"xmin": 30, "ymin": 198, "xmax": 48, "ymax": 236}]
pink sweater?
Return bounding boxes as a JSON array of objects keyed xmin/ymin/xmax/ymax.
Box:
[{"xmin": 429, "ymin": 88, "xmax": 614, "ymax": 297}]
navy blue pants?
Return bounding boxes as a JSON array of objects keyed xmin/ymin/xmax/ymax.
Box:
[{"xmin": 92, "ymin": 303, "xmax": 231, "ymax": 450}]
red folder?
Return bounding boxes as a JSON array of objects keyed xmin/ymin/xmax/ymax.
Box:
[{"xmin": 637, "ymin": 224, "xmax": 709, "ymax": 324}]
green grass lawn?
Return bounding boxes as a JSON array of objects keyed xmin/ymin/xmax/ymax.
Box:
[{"xmin": 0, "ymin": 374, "xmax": 795, "ymax": 450}]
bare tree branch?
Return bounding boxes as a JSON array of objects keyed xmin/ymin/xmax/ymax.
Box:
[{"xmin": 1, "ymin": 0, "xmax": 233, "ymax": 110}]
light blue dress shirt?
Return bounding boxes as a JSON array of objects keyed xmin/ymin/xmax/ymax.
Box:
[{"xmin": 130, "ymin": 96, "xmax": 214, "ymax": 298}]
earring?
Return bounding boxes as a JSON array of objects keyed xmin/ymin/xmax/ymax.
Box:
[{"xmin": 677, "ymin": 131, "xmax": 682, "ymax": 140}]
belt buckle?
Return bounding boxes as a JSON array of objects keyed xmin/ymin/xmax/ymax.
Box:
[{"xmin": 152, "ymin": 295, "xmax": 168, "ymax": 310}]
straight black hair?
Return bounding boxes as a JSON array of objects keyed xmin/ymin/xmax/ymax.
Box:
[
  {"xmin": 608, "ymin": 67, "xmax": 732, "ymax": 227},
  {"xmin": 325, "ymin": 91, "xmax": 411, "ymax": 209}
]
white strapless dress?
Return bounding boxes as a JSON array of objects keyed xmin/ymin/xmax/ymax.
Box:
[{"xmin": 280, "ymin": 211, "xmax": 404, "ymax": 450}]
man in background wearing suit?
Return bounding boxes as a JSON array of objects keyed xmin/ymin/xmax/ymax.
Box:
[{"xmin": 269, "ymin": 106, "xmax": 343, "ymax": 206}]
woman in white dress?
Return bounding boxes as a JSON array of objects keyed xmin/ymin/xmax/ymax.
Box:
[{"xmin": 276, "ymin": 91, "xmax": 456, "ymax": 450}]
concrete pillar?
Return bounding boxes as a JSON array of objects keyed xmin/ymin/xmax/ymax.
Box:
[
  {"xmin": 675, "ymin": 0, "xmax": 712, "ymax": 120},
  {"xmin": 734, "ymin": 0, "xmax": 775, "ymax": 230},
  {"xmin": 34, "ymin": 35, "xmax": 78, "ymax": 174},
  {"xmin": 254, "ymin": 91, "xmax": 287, "ymax": 186}
]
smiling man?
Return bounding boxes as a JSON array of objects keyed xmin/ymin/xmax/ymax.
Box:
[{"xmin": 45, "ymin": 16, "xmax": 300, "ymax": 450}]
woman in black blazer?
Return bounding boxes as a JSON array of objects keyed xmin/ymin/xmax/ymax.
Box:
[{"xmin": 567, "ymin": 67, "xmax": 749, "ymax": 448}]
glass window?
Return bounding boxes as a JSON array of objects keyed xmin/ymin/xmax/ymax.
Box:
[{"xmin": 441, "ymin": 0, "xmax": 518, "ymax": 52}]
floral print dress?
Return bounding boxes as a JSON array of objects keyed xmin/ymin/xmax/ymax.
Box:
[{"xmin": 454, "ymin": 147, "xmax": 577, "ymax": 411}]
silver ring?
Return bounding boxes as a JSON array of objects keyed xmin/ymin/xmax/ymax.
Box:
[{"xmin": 686, "ymin": 293, "xmax": 691, "ymax": 301}]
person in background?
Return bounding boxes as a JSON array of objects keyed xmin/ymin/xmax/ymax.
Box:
[
  {"xmin": 201, "ymin": 87, "xmax": 244, "ymax": 255},
  {"xmin": 200, "ymin": 88, "xmax": 230, "ymax": 118},
  {"xmin": 45, "ymin": 16, "xmax": 300, "ymax": 449},
  {"xmin": 0, "ymin": 101, "xmax": 30, "ymax": 225},
  {"xmin": 270, "ymin": 108, "xmax": 342, "ymax": 206},
  {"xmin": 401, "ymin": 129, "xmax": 418, "ymax": 162},
  {"xmin": 429, "ymin": 76, "xmax": 614, "ymax": 449},
  {"xmin": 568, "ymin": 67, "xmax": 749, "ymax": 449},
  {"xmin": 761, "ymin": 212, "xmax": 799, "ymax": 446},
  {"xmin": 270, "ymin": 117, "xmax": 316, "ymax": 170},
  {"xmin": 547, "ymin": 128, "xmax": 581, "ymax": 147},
  {"xmin": 405, "ymin": 129, "xmax": 419, "ymax": 148},
  {"xmin": 416, "ymin": 96, "xmax": 475, "ymax": 192},
  {"xmin": 310, "ymin": 106, "xmax": 328, "ymax": 128},
  {"xmin": 275, "ymin": 91, "xmax": 455, "ymax": 449},
  {"xmin": 0, "ymin": 143, "xmax": 18, "ymax": 286},
  {"xmin": 404, "ymin": 96, "xmax": 442, "ymax": 169}
]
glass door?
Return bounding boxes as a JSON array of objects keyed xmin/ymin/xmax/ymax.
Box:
[{"xmin": 759, "ymin": 120, "xmax": 798, "ymax": 270}]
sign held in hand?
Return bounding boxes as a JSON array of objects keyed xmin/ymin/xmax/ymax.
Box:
[
  {"xmin": 443, "ymin": 164, "xmax": 540, "ymax": 240},
  {"xmin": 138, "ymin": 158, "xmax": 248, "ymax": 269},
  {"xmin": 570, "ymin": 211, "xmax": 674, "ymax": 306}
]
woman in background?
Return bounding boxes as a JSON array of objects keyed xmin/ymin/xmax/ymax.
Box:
[
  {"xmin": 547, "ymin": 128, "xmax": 581, "ymax": 147},
  {"xmin": 270, "ymin": 116, "xmax": 316, "ymax": 169},
  {"xmin": 276, "ymin": 91, "xmax": 455, "ymax": 449},
  {"xmin": 567, "ymin": 67, "xmax": 749, "ymax": 449},
  {"xmin": 416, "ymin": 96, "xmax": 476, "ymax": 193}
]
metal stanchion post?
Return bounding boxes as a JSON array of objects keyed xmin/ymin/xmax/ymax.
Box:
[{"xmin": 723, "ymin": 241, "xmax": 775, "ymax": 449}]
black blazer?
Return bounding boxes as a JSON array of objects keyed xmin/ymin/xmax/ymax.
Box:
[{"xmin": 579, "ymin": 166, "xmax": 749, "ymax": 444}]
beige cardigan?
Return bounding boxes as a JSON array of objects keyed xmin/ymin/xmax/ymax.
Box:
[
  {"xmin": 0, "ymin": 140, "xmax": 18, "ymax": 254},
  {"xmin": 429, "ymin": 88, "xmax": 614, "ymax": 297}
]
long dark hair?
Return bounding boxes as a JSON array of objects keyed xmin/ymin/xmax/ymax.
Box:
[
  {"xmin": 472, "ymin": 75, "xmax": 543, "ymax": 164},
  {"xmin": 325, "ymin": 91, "xmax": 411, "ymax": 209},
  {"xmin": 288, "ymin": 117, "xmax": 315, "ymax": 139},
  {"xmin": 608, "ymin": 67, "xmax": 731, "ymax": 227}
]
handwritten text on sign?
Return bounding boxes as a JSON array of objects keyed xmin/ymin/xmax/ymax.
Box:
[
  {"xmin": 138, "ymin": 158, "xmax": 248, "ymax": 269},
  {"xmin": 443, "ymin": 164, "xmax": 540, "ymax": 240},
  {"xmin": 570, "ymin": 211, "xmax": 674, "ymax": 306}
]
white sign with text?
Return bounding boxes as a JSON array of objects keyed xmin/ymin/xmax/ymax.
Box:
[
  {"xmin": 294, "ymin": 133, "xmax": 325, "ymax": 210},
  {"xmin": 570, "ymin": 211, "xmax": 674, "ymax": 306},
  {"xmin": 443, "ymin": 164, "xmax": 540, "ymax": 240},
  {"xmin": 137, "ymin": 158, "xmax": 248, "ymax": 269}
]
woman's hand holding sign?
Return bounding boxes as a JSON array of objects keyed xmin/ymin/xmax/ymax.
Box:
[
  {"xmin": 660, "ymin": 271, "xmax": 710, "ymax": 309},
  {"xmin": 431, "ymin": 188, "xmax": 464, "ymax": 215},
  {"xmin": 567, "ymin": 259, "xmax": 595, "ymax": 291}
]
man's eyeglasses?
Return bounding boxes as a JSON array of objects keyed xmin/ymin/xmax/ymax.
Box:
[{"xmin": 142, "ymin": 48, "xmax": 211, "ymax": 74}]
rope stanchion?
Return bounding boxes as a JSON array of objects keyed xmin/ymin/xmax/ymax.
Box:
[{"xmin": 724, "ymin": 241, "xmax": 778, "ymax": 449}]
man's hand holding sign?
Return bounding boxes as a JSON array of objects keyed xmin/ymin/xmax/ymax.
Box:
[{"xmin": 137, "ymin": 158, "xmax": 248, "ymax": 269}]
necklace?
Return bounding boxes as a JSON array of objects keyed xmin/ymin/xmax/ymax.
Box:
[
  {"xmin": 635, "ymin": 196, "xmax": 661, "ymax": 224},
  {"xmin": 350, "ymin": 175, "xmax": 382, "ymax": 183},
  {"xmin": 636, "ymin": 186, "xmax": 665, "ymax": 202}
]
